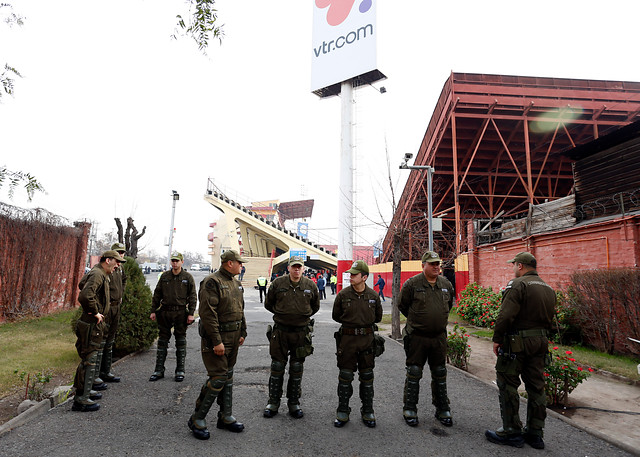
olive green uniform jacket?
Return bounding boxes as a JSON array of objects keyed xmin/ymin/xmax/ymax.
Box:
[
  {"xmin": 493, "ymin": 270, "xmax": 556, "ymax": 345},
  {"xmin": 399, "ymin": 273, "xmax": 453, "ymax": 334},
  {"xmin": 198, "ymin": 267, "xmax": 247, "ymax": 347},
  {"xmin": 265, "ymin": 275, "xmax": 320, "ymax": 326},
  {"xmin": 109, "ymin": 267, "xmax": 127, "ymax": 305},
  {"xmin": 78, "ymin": 264, "xmax": 111, "ymax": 319},
  {"xmin": 332, "ymin": 284, "xmax": 382, "ymax": 327},
  {"xmin": 151, "ymin": 269, "xmax": 197, "ymax": 316}
]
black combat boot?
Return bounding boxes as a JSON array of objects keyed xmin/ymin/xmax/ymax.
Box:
[
  {"xmin": 359, "ymin": 369, "xmax": 376, "ymax": 428},
  {"xmin": 334, "ymin": 369, "xmax": 354, "ymax": 428},
  {"xmin": 216, "ymin": 370, "xmax": 244, "ymax": 432},
  {"xmin": 286, "ymin": 361, "xmax": 304, "ymax": 419},
  {"xmin": 175, "ymin": 338, "xmax": 186, "ymax": 382},
  {"xmin": 188, "ymin": 377, "xmax": 225, "ymax": 440},
  {"xmin": 403, "ymin": 365, "xmax": 422, "ymax": 426},
  {"xmin": 100, "ymin": 341, "xmax": 121, "ymax": 383},
  {"xmin": 149, "ymin": 339, "xmax": 168, "ymax": 381},
  {"xmin": 264, "ymin": 360, "xmax": 284, "ymax": 418}
]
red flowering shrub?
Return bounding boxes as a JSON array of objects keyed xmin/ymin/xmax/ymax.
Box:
[
  {"xmin": 455, "ymin": 282, "xmax": 501, "ymax": 328},
  {"xmin": 544, "ymin": 345, "xmax": 591, "ymax": 405}
]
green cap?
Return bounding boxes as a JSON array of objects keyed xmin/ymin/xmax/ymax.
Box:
[
  {"xmin": 102, "ymin": 250, "xmax": 126, "ymax": 262},
  {"xmin": 111, "ymin": 242, "xmax": 125, "ymax": 252},
  {"xmin": 346, "ymin": 260, "xmax": 369, "ymax": 275},
  {"xmin": 508, "ymin": 251, "xmax": 536, "ymax": 266},
  {"xmin": 220, "ymin": 250, "xmax": 248, "ymax": 263},
  {"xmin": 288, "ymin": 255, "xmax": 305, "ymax": 267},
  {"xmin": 421, "ymin": 251, "xmax": 441, "ymax": 263},
  {"xmin": 170, "ymin": 251, "xmax": 183, "ymax": 261}
]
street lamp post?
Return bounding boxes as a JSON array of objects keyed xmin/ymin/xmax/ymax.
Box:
[
  {"xmin": 167, "ymin": 190, "xmax": 179, "ymax": 269},
  {"xmin": 400, "ymin": 154, "xmax": 435, "ymax": 251}
]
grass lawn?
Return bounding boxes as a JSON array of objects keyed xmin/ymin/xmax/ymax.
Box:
[
  {"xmin": 449, "ymin": 316, "xmax": 640, "ymax": 381},
  {"xmin": 380, "ymin": 313, "xmax": 406, "ymax": 325},
  {"xmin": 0, "ymin": 309, "xmax": 79, "ymax": 398}
]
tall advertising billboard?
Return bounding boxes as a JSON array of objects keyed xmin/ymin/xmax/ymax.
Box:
[{"xmin": 311, "ymin": 0, "xmax": 378, "ymax": 95}]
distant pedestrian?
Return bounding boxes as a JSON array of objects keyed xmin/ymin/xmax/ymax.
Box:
[
  {"xmin": 317, "ymin": 275, "xmax": 327, "ymax": 300},
  {"xmin": 257, "ymin": 275, "xmax": 268, "ymax": 303},
  {"xmin": 149, "ymin": 252, "xmax": 196, "ymax": 383},
  {"xmin": 485, "ymin": 252, "xmax": 556, "ymax": 450},
  {"xmin": 330, "ymin": 274, "xmax": 337, "ymax": 295},
  {"xmin": 374, "ymin": 274, "xmax": 386, "ymax": 301},
  {"xmin": 399, "ymin": 250, "xmax": 454, "ymax": 427},
  {"xmin": 239, "ymin": 264, "xmax": 246, "ymax": 281},
  {"xmin": 72, "ymin": 250, "xmax": 125, "ymax": 412}
]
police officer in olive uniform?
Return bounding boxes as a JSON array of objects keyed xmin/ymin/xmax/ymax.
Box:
[
  {"xmin": 188, "ymin": 250, "xmax": 247, "ymax": 440},
  {"xmin": 485, "ymin": 252, "xmax": 556, "ymax": 450},
  {"xmin": 263, "ymin": 255, "xmax": 319, "ymax": 419},
  {"xmin": 72, "ymin": 250, "xmax": 125, "ymax": 412},
  {"xmin": 399, "ymin": 250, "xmax": 454, "ymax": 427},
  {"xmin": 149, "ymin": 252, "xmax": 196, "ymax": 382},
  {"xmin": 332, "ymin": 260, "xmax": 383, "ymax": 428},
  {"xmin": 97, "ymin": 242, "xmax": 127, "ymax": 384}
]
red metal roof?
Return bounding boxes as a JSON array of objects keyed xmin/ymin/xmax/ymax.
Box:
[{"xmin": 382, "ymin": 72, "xmax": 640, "ymax": 263}]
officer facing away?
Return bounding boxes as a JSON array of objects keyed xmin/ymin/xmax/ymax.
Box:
[
  {"xmin": 485, "ymin": 252, "xmax": 556, "ymax": 450},
  {"xmin": 263, "ymin": 255, "xmax": 319, "ymax": 419},
  {"xmin": 399, "ymin": 250, "xmax": 454, "ymax": 427}
]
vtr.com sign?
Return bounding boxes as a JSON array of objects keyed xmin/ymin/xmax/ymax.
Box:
[{"xmin": 311, "ymin": 0, "xmax": 378, "ymax": 93}]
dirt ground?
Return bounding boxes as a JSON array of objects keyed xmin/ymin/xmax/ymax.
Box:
[{"xmin": 2, "ymin": 329, "xmax": 639, "ymax": 452}]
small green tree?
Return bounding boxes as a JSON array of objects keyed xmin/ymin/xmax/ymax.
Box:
[{"xmin": 115, "ymin": 257, "xmax": 156, "ymax": 354}]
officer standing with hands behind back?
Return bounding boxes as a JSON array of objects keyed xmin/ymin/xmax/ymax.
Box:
[
  {"xmin": 485, "ymin": 252, "xmax": 556, "ymax": 450},
  {"xmin": 149, "ymin": 252, "xmax": 196, "ymax": 383}
]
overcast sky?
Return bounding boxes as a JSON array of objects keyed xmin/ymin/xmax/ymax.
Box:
[{"xmin": 1, "ymin": 0, "xmax": 638, "ymax": 261}]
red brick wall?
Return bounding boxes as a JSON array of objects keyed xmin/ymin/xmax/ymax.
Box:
[
  {"xmin": 464, "ymin": 215, "xmax": 640, "ymax": 292},
  {"xmin": 0, "ymin": 215, "xmax": 90, "ymax": 322}
]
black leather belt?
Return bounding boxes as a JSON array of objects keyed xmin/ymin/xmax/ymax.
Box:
[{"xmin": 342, "ymin": 326, "xmax": 374, "ymax": 336}]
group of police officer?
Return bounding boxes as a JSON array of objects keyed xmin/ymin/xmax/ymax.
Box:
[
  {"xmin": 72, "ymin": 243, "xmax": 127, "ymax": 412},
  {"xmin": 74, "ymin": 244, "xmax": 555, "ymax": 451}
]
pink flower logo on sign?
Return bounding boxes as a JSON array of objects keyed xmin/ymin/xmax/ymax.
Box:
[{"xmin": 316, "ymin": 0, "xmax": 372, "ymax": 26}]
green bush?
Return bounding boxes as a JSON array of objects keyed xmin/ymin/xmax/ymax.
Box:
[
  {"xmin": 115, "ymin": 257, "xmax": 156, "ymax": 355},
  {"xmin": 447, "ymin": 324, "xmax": 471, "ymax": 370},
  {"xmin": 550, "ymin": 291, "xmax": 581, "ymax": 345},
  {"xmin": 456, "ymin": 282, "xmax": 501, "ymax": 328},
  {"xmin": 544, "ymin": 345, "xmax": 591, "ymax": 406},
  {"xmin": 70, "ymin": 258, "xmax": 156, "ymax": 355}
]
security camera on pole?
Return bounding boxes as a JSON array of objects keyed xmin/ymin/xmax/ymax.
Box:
[{"xmin": 311, "ymin": 1, "xmax": 386, "ymax": 291}]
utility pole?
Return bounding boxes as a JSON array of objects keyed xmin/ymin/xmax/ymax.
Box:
[{"xmin": 167, "ymin": 190, "xmax": 179, "ymax": 269}]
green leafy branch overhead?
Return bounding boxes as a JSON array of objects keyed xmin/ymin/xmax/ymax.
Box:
[{"xmin": 174, "ymin": 0, "xmax": 224, "ymax": 54}]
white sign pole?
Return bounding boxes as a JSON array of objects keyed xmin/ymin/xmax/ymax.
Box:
[{"xmin": 338, "ymin": 79, "xmax": 354, "ymax": 290}]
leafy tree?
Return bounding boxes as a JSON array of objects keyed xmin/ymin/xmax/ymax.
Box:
[
  {"xmin": 174, "ymin": 0, "xmax": 224, "ymax": 54},
  {"xmin": 0, "ymin": 166, "xmax": 45, "ymax": 201},
  {"xmin": 0, "ymin": 3, "xmax": 23, "ymax": 101},
  {"xmin": 115, "ymin": 256, "xmax": 156, "ymax": 354}
]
